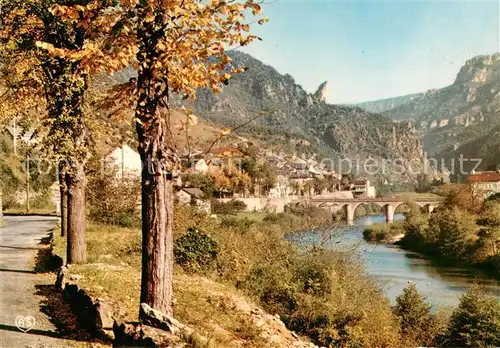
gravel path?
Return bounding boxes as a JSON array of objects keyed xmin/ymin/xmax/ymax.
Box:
[{"xmin": 0, "ymin": 216, "xmax": 77, "ymax": 348}]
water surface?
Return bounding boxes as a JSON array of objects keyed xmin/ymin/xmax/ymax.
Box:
[{"xmin": 289, "ymin": 214, "xmax": 500, "ymax": 307}]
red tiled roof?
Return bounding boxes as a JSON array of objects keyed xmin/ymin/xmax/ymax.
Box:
[
  {"xmin": 468, "ymin": 172, "xmax": 500, "ymax": 183},
  {"xmin": 211, "ymin": 147, "xmax": 243, "ymax": 157}
]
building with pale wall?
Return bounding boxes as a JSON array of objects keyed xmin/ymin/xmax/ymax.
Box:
[
  {"xmin": 106, "ymin": 145, "xmax": 142, "ymax": 178},
  {"xmin": 468, "ymin": 170, "xmax": 500, "ymax": 199}
]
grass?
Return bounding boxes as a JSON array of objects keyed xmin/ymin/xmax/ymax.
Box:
[
  {"xmin": 4, "ymin": 207, "xmax": 59, "ymax": 216},
  {"xmin": 50, "ymin": 205, "xmax": 406, "ymax": 347},
  {"xmin": 52, "ymin": 223, "xmax": 284, "ymax": 347},
  {"xmin": 231, "ymin": 212, "xmax": 268, "ymax": 222}
]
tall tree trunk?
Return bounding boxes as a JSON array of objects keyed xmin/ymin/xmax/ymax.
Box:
[
  {"xmin": 67, "ymin": 163, "xmax": 87, "ymax": 264},
  {"xmin": 136, "ymin": 10, "xmax": 175, "ymax": 317},
  {"xmin": 59, "ymin": 167, "xmax": 68, "ymax": 237},
  {"xmin": 138, "ymin": 159, "xmax": 174, "ymax": 316}
]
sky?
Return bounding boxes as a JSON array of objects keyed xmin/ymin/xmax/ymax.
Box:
[{"xmin": 240, "ymin": 0, "xmax": 500, "ymax": 104}]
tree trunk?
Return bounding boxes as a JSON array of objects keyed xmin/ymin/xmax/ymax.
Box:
[
  {"xmin": 136, "ymin": 10, "xmax": 175, "ymax": 317},
  {"xmin": 67, "ymin": 162, "xmax": 87, "ymax": 264},
  {"xmin": 59, "ymin": 168, "xmax": 68, "ymax": 237},
  {"xmin": 139, "ymin": 163, "xmax": 174, "ymax": 316}
]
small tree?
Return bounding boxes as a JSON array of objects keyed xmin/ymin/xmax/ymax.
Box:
[
  {"xmin": 313, "ymin": 177, "xmax": 329, "ymax": 195},
  {"xmin": 444, "ymin": 285, "xmax": 500, "ymax": 347},
  {"xmin": 393, "ymin": 283, "xmax": 433, "ymax": 346},
  {"xmin": 427, "ymin": 206, "xmax": 477, "ymax": 260},
  {"xmin": 0, "ymin": 0, "xmax": 103, "ymax": 263}
]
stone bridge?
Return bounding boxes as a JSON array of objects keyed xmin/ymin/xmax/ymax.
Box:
[{"xmin": 297, "ymin": 195, "xmax": 442, "ymax": 225}]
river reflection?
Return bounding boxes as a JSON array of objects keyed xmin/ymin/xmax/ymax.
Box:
[{"xmin": 288, "ymin": 214, "xmax": 500, "ymax": 308}]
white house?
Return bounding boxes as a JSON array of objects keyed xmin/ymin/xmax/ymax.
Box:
[
  {"xmin": 194, "ymin": 159, "xmax": 209, "ymax": 173},
  {"xmin": 106, "ymin": 144, "xmax": 142, "ymax": 178},
  {"xmin": 468, "ymin": 171, "xmax": 500, "ymax": 199}
]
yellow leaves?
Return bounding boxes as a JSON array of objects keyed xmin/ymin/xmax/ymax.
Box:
[
  {"xmin": 221, "ymin": 128, "xmax": 232, "ymax": 136},
  {"xmin": 157, "ymin": 41, "xmax": 167, "ymax": 52},
  {"xmin": 251, "ymin": 3, "xmax": 263, "ymax": 16},
  {"xmin": 35, "ymin": 41, "xmax": 67, "ymax": 57},
  {"xmin": 35, "ymin": 41, "xmax": 51, "ymax": 50},
  {"xmin": 188, "ymin": 114, "xmax": 199, "ymax": 126},
  {"xmin": 258, "ymin": 17, "xmax": 269, "ymax": 25}
]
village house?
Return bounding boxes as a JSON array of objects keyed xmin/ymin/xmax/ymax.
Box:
[
  {"xmin": 268, "ymin": 175, "xmax": 290, "ymax": 198},
  {"xmin": 175, "ymin": 187, "xmax": 211, "ymax": 213},
  {"xmin": 351, "ymin": 179, "xmax": 377, "ymax": 198},
  {"xmin": 439, "ymin": 119, "xmax": 449, "ymax": 128},
  {"xmin": 106, "ymin": 144, "xmax": 142, "ymax": 178},
  {"xmin": 468, "ymin": 170, "xmax": 500, "ymax": 199}
]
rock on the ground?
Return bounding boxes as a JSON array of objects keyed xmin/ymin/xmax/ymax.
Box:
[
  {"xmin": 96, "ymin": 300, "xmax": 114, "ymax": 330},
  {"xmin": 113, "ymin": 321, "xmax": 183, "ymax": 347},
  {"xmin": 139, "ymin": 303, "xmax": 193, "ymax": 336},
  {"xmin": 55, "ymin": 266, "xmax": 70, "ymax": 291}
]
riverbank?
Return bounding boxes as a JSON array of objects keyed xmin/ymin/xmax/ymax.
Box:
[
  {"xmin": 362, "ymin": 221, "xmax": 406, "ymax": 244},
  {"xmin": 52, "ymin": 205, "xmax": 411, "ymax": 347},
  {"xmin": 297, "ymin": 214, "xmax": 500, "ymax": 307}
]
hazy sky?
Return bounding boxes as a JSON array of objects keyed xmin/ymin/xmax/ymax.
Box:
[{"xmin": 241, "ymin": 0, "xmax": 500, "ymax": 104}]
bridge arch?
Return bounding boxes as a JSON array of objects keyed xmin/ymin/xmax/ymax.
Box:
[{"xmin": 302, "ymin": 196, "xmax": 442, "ymax": 225}]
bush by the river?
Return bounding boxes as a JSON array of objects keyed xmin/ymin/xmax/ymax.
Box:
[
  {"xmin": 393, "ymin": 283, "xmax": 449, "ymax": 347},
  {"xmin": 393, "ymin": 283, "xmax": 500, "ymax": 347},
  {"xmin": 363, "ymin": 222, "xmax": 405, "ymax": 243},
  {"xmin": 398, "ymin": 185, "xmax": 500, "ymax": 273},
  {"xmin": 443, "ymin": 285, "xmax": 500, "ymax": 347},
  {"xmin": 173, "ymin": 204, "xmax": 403, "ymax": 347}
]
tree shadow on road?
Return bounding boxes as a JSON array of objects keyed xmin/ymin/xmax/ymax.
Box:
[
  {"xmin": 35, "ymin": 284, "xmax": 107, "ymax": 344},
  {"xmin": 34, "ymin": 231, "xmax": 63, "ymax": 273}
]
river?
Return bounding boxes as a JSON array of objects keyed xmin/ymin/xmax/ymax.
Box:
[{"xmin": 288, "ymin": 214, "xmax": 500, "ymax": 308}]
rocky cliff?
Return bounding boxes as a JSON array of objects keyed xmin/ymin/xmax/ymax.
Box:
[
  {"xmin": 178, "ymin": 51, "xmax": 423, "ymax": 177},
  {"xmin": 354, "ymin": 93, "xmax": 424, "ymax": 114},
  {"xmin": 313, "ymin": 81, "xmax": 328, "ymax": 103},
  {"xmin": 356, "ymin": 53, "xmax": 500, "ymax": 171},
  {"xmin": 376, "ymin": 53, "xmax": 500, "ymax": 126}
]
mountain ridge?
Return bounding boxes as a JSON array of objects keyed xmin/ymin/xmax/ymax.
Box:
[
  {"xmin": 355, "ymin": 53, "xmax": 500, "ymax": 172},
  {"xmin": 176, "ymin": 51, "xmax": 423, "ymax": 178}
]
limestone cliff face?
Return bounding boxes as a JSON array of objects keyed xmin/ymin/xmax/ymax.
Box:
[
  {"xmin": 313, "ymin": 81, "xmax": 328, "ymax": 103},
  {"xmin": 454, "ymin": 54, "xmax": 500, "ymax": 85},
  {"xmin": 378, "ymin": 53, "xmax": 500, "ymax": 127},
  {"xmin": 355, "ymin": 53, "xmax": 500, "ymax": 169},
  {"xmin": 178, "ymin": 51, "xmax": 423, "ymax": 178}
]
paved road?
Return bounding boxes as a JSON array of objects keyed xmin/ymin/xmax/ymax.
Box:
[{"xmin": 0, "ymin": 216, "xmax": 74, "ymax": 348}]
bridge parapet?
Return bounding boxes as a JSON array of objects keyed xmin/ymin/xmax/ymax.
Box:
[{"xmin": 300, "ymin": 195, "xmax": 442, "ymax": 224}]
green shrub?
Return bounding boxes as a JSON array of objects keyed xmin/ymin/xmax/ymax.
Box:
[
  {"xmin": 400, "ymin": 213, "xmax": 430, "ymax": 250},
  {"xmin": 444, "ymin": 285, "xmax": 500, "ymax": 347},
  {"xmin": 427, "ymin": 207, "xmax": 478, "ymax": 261},
  {"xmin": 219, "ymin": 216, "xmax": 255, "ymax": 230},
  {"xmin": 363, "ymin": 222, "xmax": 404, "ymax": 242},
  {"xmin": 239, "ymin": 249, "xmax": 403, "ymax": 347},
  {"xmin": 87, "ymin": 170, "xmax": 141, "ymax": 228},
  {"xmin": 174, "ymin": 228, "xmax": 219, "ymax": 272},
  {"xmin": 211, "ymin": 199, "xmax": 247, "ymax": 214},
  {"xmin": 393, "ymin": 283, "xmax": 433, "ymax": 346}
]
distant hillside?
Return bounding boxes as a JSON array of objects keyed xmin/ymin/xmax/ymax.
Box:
[
  {"xmin": 432, "ymin": 124, "xmax": 500, "ymax": 173},
  {"xmin": 355, "ymin": 93, "xmax": 423, "ymax": 114},
  {"xmin": 177, "ymin": 51, "xmax": 423, "ymax": 177},
  {"xmin": 379, "ymin": 53, "xmax": 500, "ymax": 126},
  {"xmin": 356, "ymin": 53, "xmax": 500, "ymax": 172}
]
